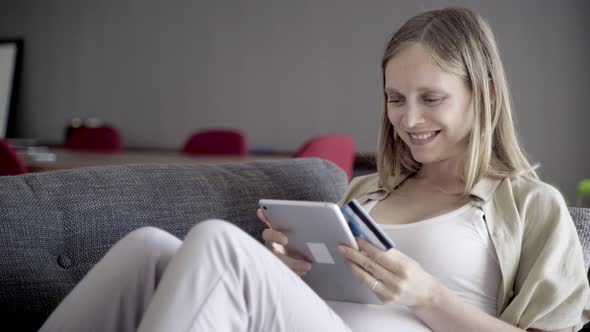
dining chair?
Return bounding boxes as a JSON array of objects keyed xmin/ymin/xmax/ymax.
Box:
[
  {"xmin": 182, "ymin": 129, "xmax": 248, "ymax": 156},
  {"xmin": 0, "ymin": 139, "xmax": 28, "ymax": 176},
  {"xmin": 293, "ymin": 135, "xmax": 356, "ymax": 180},
  {"xmin": 64, "ymin": 126, "xmax": 123, "ymax": 152}
]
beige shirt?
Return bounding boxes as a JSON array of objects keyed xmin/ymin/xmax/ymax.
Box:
[{"xmin": 338, "ymin": 173, "xmax": 590, "ymax": 331}]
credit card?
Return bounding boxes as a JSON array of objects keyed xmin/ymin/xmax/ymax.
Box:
[{"xmin": 341, "ymin": 199, "xmax": 396, "ymax": 250}]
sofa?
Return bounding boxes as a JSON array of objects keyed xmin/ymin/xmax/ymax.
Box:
[{"xmin": 0, "ymin": 158, "xmax": 588, "ymax": 331}]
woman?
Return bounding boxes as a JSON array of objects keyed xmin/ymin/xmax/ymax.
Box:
[{"xmin": 41, "ymin": 7, "xmax": 590, "ymax": 332}]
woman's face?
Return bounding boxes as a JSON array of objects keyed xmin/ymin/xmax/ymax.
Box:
[{"xmin": 384, "ymin": 43, "xmax": 474, "ymax": 166}]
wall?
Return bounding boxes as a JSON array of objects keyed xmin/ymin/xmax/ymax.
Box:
[{"xmin": 0, "ymin": 0, "xmax": 588, "ymax": 201}]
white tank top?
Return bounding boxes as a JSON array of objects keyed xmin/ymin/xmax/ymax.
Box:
[{"xmin": 326, "ymin": 201, "xmax": 501, "ymax": 332}]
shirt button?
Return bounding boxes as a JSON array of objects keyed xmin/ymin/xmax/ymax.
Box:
[{"xmin": 58, "ymin": 255, "xmax": 73, "ymax": 269}]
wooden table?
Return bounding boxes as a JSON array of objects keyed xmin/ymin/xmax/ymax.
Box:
[{"xmin": 19, "ymin": 148, "xmax": 289, "ymax": 173}]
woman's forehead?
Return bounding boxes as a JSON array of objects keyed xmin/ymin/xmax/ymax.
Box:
[{"xmin": 384, "ymin": 44, "xmax": 463, "ymax": 93}]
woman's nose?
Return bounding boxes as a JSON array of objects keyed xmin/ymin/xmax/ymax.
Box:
[{"xmin": 401, "ymin": 104, "xmax": 425, "ymax": 128}]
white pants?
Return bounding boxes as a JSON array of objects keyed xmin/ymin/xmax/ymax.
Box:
[{"xmin": 40, "ymin": 219, "xmax": 352, "ymax": 332}]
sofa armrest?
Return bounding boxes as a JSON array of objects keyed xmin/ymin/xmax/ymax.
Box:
[{"xmin": 570, "ymin": 207, "xmax": 590, "ymax": 272}]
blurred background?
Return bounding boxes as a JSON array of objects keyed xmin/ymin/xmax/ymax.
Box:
[{"xmin": 0, "ymin": 0, "xmax": 588, "ymax": 202}]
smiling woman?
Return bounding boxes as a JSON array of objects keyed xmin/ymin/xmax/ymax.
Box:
[{"xmin": 340, "ymin": 6, "xmax": 590, "ymax": 332}]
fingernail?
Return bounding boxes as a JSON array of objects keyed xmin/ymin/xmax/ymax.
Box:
[{"xmin": 337, "ymin": 246, "xmax": 346, "ymax": 254}]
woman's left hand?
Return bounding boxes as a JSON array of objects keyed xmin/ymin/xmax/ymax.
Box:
[{"xmin": 338, "ymin": 237, "xmax": 443, "ymax": 309}]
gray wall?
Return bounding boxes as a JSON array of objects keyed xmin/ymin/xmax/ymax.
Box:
[{"xmin": 0, "ymin": 0, "xmax": 588, "ymax": 202}]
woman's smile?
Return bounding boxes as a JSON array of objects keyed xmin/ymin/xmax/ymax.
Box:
[{"xmin": 407, "ymin": 130, "xmax": 441, "ymax": 146}]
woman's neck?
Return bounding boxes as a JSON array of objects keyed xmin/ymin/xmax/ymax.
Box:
[{"xmin": 413, "ymin": 158, "xmax": 464, "ymax": 194}]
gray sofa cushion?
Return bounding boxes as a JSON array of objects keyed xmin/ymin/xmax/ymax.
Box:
[
  {"xmin": 571, "ymin": 207, "xmax": 590, "ymax": 271},
  {"xmin": 0, "ymin": 158, "xmax": 348, "ymax": 331}
]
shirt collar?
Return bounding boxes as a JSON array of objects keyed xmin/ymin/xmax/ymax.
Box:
[{"xmin": 469, "ymin": 175, "xmax": 503, "ymax": 202}]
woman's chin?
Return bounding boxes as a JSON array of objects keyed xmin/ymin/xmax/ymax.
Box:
[{"xmin": 410, "ymin": 152, "xmax": 438, "ymax": 165}]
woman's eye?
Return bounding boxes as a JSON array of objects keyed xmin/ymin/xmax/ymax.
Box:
[
  {"xmin": 423, "ymin": 96, "xmax": 444, "ymax": 104},
  {"xmin": 387, "ymin": 97, "xmax": 405, "ymax": 104}
]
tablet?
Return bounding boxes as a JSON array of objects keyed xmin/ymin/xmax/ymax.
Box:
[{"xmin": 258, "ymin": 199, "xmax": 381, "ymax": 305}]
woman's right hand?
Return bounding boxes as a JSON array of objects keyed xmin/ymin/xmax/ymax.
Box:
[{"xmin": 257, "ymin": 209, "xmax": 313, "ymax": 276}]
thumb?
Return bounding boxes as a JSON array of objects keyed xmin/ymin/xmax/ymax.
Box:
[{"xmin": 257, "ymin": 208, "xmax": 272, "ymax": 228}]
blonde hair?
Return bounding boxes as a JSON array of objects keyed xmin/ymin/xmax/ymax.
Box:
[{"xmin": 377, "ymin": 7, "xmax": 538, "ymax": 195}]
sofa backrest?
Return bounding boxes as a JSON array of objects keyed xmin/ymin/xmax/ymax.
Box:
[{"xmin": 0, "ymin": 159, "xmax": 348, "ymax": 331}]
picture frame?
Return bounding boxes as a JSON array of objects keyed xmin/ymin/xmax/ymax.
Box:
[{"xmin": 0, "ymin": 39, "xmax": 23, "ymax": 138}]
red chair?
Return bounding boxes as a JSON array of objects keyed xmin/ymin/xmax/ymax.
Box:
[
  {"xmin": 293, "ymin": 135, "xmax": 356, "ymax": 180},
  {"xmin": 182, "ymin": 129, "xmax": 248, "ymax": 156},
  {"xmin": 64, "ymin": 126, "xmax": 122, "ymax": 152},
  {"xmin": 0, "ymin": 139, "xmax": 28, "ymax": 176}
]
